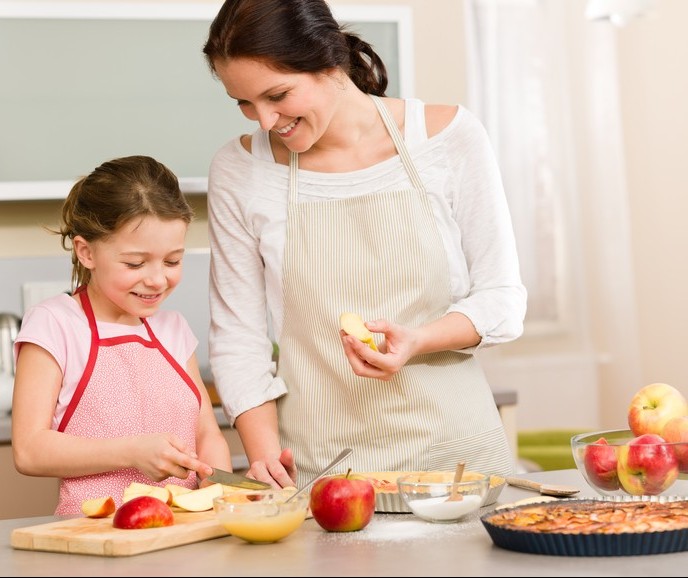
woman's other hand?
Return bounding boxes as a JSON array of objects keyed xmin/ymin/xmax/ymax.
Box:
[{"xmin": 246, "ymin": 448, "xmax": 297, "ymax": 489}]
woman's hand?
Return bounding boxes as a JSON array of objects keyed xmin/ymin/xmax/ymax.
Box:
[
  {"xmin": 132, "ymin": 433, "xmax": 213, "ymax": 482},
  {"xmin": 245, "ymin": 448, "xmax": 297, "ymax": 489},
  {"xmin": 340, "ymin": 318, "xmax": 419, "ymax": 381}
]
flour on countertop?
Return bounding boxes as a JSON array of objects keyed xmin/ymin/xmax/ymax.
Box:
[{"xmin": 312, "ymin": 513, "xmax": 486, "ymax": 544}]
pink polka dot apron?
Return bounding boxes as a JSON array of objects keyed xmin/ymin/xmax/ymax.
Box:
[
  {"xmin": 54, "ymin": 287, "xmax": 201, "ymax": 515},
  {"xmin": 277, "ymin": 95, "xmax": 514, "ymax": 485}
]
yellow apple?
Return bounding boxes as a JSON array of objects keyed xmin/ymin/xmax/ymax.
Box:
[
  {"xmin": 171, "ymin": 483, "xmax": 223, "ymax": 512},
  {"xmin": 81, "ymin": 496, "xmax": 116, "ymax": 518},
  {"xmin": 339, "ymin": 312, "xmax": 378, "ymax": 351},
  {"xmin": 122, "ymin": 482, "xmax": 171, "ymax": 505},
  {"xmin": 627, "ymin": 383, "xmax": 688, "ymax": 436}
]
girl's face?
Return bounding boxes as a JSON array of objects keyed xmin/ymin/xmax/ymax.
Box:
[
  {"xmin": 213, "ymin": 57, "xmax": 343, "ymax": 154},
  {"xmin": 74, "ymin": 216, "xmax": 188, "ymax": 324}
]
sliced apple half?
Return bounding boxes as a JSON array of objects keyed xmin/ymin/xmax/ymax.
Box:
[
  {"xmin": 165, "ymin": 483, "xmax": 193, "ymax": 503},
  {"xmin": 339, "ymin": 312, "xmax": 378, "ymax": 351},
  {"xmin": 122, "ymin": 482, "xmax": 171, "ymax": 505},
  {"xmin": 172, "ymin": 483, "xmax": 224, "ymax": 512},
  {"xmin": 81, "ymin": 496, "xmax": 116, "ymax": 518}
]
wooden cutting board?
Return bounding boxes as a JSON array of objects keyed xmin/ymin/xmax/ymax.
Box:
[{"xmin": 11, "ymin": 510, "xmax": 229, "ymax": 557}]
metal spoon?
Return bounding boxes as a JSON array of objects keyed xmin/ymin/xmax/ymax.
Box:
[
  {"xmin": 285, "ymin": 448, "xmax": 354, "ymax": 503},
  {"xmin": 505, "ymin": 476, "xmax": 580, "ymax": 497}
]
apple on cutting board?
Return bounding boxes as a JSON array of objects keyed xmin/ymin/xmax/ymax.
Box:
[
  {"xmin": 171, "ymin": 483, "xmax": 223, "ymax": 512},
  {"xmin": 122, "ymin": 482, "xmax": 171, "ymax": 505},
  {"xmin": 81, "ymin": 496, "xmax": 116, "ymax": 518},
  {"xmin": 113, "ymin": 495, "xmax": 175, "ymax": 529}
]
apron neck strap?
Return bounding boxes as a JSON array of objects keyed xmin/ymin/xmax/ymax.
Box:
[{"xmin": 369, "ymin": 94, "xmax": 426, "ymax": 191}]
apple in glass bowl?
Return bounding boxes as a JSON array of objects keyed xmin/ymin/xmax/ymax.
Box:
[{"xmin": 571, "ymin": 429, "xmax": 688, "ymax": 497}]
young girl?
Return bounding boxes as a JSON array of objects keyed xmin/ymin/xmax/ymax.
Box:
[{"xmin": 12, "ymin": 155, "xmax": 232, "ymax": 515}]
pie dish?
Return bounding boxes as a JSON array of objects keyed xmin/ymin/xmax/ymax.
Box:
[
  {"xmin": 363, "ymin": 470, "xmax": 506, "ymax": 513},
  {"xmin": 481, "ymin": 496, "xmax": 688, "ymax": 556}
]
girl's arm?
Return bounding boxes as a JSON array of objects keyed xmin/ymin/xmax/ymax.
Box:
[{"xmin": 12, "ymin": 342, "xmax": 210, "ymax": 481}]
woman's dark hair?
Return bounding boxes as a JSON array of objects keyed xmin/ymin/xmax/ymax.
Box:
[
  {"xmin": 203, "ymin": 0, "xmax": 387, "ymax": 96},
  {"xmin": 59, "ymin": 155, "xmax": 193, "ymax": 288}
]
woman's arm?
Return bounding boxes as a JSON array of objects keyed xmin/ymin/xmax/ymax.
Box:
[{"xmin": 234, "ymin": 401, "xmax": 296, "ymax": 488}]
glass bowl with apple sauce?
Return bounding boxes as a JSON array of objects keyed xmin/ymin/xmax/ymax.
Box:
[
  {"xmin": 213, "ymin": 487, "xmax": 308, "ymax": 544},
  {"xmin": 571, "ymin": 428, "xmax": 688, "ymax": 497}
]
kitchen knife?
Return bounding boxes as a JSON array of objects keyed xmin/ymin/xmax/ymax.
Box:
[{"xmin": 208, "ymin": 468, "xmax": 271, "ymax": 490}]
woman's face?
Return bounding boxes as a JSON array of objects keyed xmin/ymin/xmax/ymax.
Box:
[{"xmin": 213, "ymin": 57, "xmax": 343, "ymax": 154}]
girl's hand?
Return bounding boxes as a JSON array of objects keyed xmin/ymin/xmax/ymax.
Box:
[
  {"xmin": 245, "ymin": 448, "xmax": 297, "ymax": 489},
  {"xmin": 340, "ymin": 318, "xmax": 419, "ymax": 380},
  {"xmin": 133, "ymin": 433, "xmax": 213, "ymax": 482}
]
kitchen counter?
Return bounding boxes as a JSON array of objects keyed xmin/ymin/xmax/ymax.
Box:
[{"xmin": 3, "ymin": 469, "xmax": 687, "ymax": 577}]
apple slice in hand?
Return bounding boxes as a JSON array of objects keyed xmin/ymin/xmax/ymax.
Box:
[
  {"xmin": 81, "ymin": 496, "xmax": 116, "ymax": 518},
  {"xmin": 339, "ymin": 312, "xmax": 378, "ymax": 351},
  {"xmin": 171, "ymin": 483, "xmax": 223, "ymax": 512}
]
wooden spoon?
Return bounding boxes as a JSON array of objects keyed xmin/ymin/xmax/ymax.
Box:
[
  {"xmin": 505, "ymin": 476, "xmax": 580, "ymax": 497},
  {"xmin": 447, "ymin": 462, "xmax": 466, "ymax": 502}
]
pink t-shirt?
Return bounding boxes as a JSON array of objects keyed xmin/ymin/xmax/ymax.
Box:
[{"xmin": 14, "ymin": 293, "xmax": 198, "ymax": 429}]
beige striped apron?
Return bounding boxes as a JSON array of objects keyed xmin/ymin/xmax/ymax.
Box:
[{"xmin": 277, "ymin": 95, "xmax": 514, "ymax": 485}]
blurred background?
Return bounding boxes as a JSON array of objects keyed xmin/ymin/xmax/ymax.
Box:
[{"xmin": 0, "ymin": 0, "xmax": 686, "ymax": 474}]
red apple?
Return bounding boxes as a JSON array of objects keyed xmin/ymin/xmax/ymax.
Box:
[
  {"xmin": 627, "ymin": 383, "xmax": 688, "ymax": 437},
  {"xmin": 112, "ymin": 495, "xmax": 175, "ymax": 529},
  {"xmin": 583, "ymin": 437, "xmax": 620, "ymax": 491},
  {"xmin": 309, "ymin": 470, "xmax": 375, "ymax": 532},
  {"xmin": 616, "ymin": 433, "xmax": 679, "ymax": 496},
  {"xmin": 662, "ymin": 415, "xmax": 688, "ymax": 473}
]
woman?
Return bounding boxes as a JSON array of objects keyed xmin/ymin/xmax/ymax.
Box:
[{"xmin": 203, "ymin": 0, "xmax": 527, "ymax": 488}]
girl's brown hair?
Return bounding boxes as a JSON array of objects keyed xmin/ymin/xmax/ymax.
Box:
[
  {"xmin": 59, "ymin": 155, "xmax": 193, "ymax": 288},
  {"xmin": 203, "ymin": 0, "xmax": 388, "ymax": 96}
]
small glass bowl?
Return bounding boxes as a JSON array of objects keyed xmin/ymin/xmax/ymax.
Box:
[
  {"xmin": 571, "ymin": 428, "xmax": 688, "ymax": 497},
  {"xmin": 213, "ymin": 488, "xmax": 308, "ymax": 544},
  {"xmin": 397, "ymin": 472, "xmax": 489, "ymax": 523}
]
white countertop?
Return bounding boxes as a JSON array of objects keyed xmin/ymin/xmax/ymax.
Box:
[{"xmin": 3, "ymin": 470, "xmax": 687, "ymax": 577}]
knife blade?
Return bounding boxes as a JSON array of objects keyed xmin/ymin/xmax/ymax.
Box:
[{"xmin": 207, "ymin": 467, "xmax": 272, "ymax": 490}]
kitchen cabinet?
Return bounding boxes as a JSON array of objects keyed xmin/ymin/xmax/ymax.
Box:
[{"xmin": 0, "ymin": 444, "xmax": 59, "ymax": 520}]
